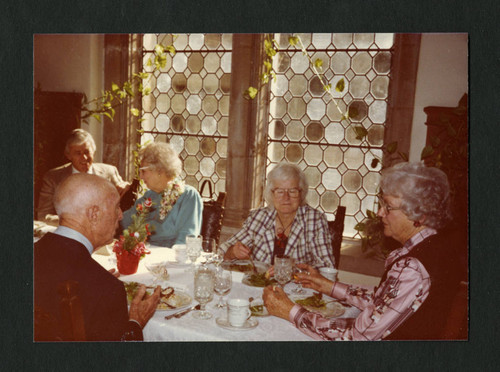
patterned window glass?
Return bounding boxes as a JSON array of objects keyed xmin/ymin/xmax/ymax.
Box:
[
  {"xmin": 267, "ymin": 33, "xmax": 394, "ymax": 237},
  {"xmin": 141, "ymin": 34, "xmax": 232, "ymax": 195}
]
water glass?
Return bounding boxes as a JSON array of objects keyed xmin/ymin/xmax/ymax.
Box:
[
  {"xmin": 319, "ymin": 267, "xmax": 338, "ymax": 282},
  {"xmin": 185, "ymin": 234, "xmax": 202, "ymax": 272},
  {"xmin": 193, "ymin": 266, "xmax": 215, "ymax": 320},
  {"xmin": 213, "ymin": 267, "xmax": 232, "ymax": 308},
  {"xmin": 274, "ymin": 255, "xmax": 293, "ymax": 289}
]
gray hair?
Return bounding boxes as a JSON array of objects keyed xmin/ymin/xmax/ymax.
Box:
[
  {"xmin": 379, "ymin": 161, "xmax": 451, "ymax": 229},
  {"xmin": 264, "ymin": 163, "xmax": 308, "ymax": 208},
  {"xmin": 139, "ymin": 142, "xmax": 182, "ymax": 179},
  {"xmin": 54, "ymin": 173, "xmax": 116, "ymax": 217},
  {"xmin": 64, "ymin": 129, "xmax": 96, "ymax": 155}
]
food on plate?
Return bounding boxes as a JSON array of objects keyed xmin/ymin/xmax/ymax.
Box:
[
  {"xmin": 225, "ymin": 262, "xmax": 253, "ymax": 272},
  {"xmin": 292, "ymin": 292, "xmax": 346, "ymax": 318},
  {"xmin": 294, "ymin": 292, "xmax": 326, "ymax": 308},
  {"xmin": 123, "ymin": 281, "xmax": 191, "ymax": 310},
  {"xmin": 249, "ymin": 299, "xmax": 269, "ymax": 317},
  {"xmin": 244, "ymin": 272, "xmax": 277, "ymax": 287}
]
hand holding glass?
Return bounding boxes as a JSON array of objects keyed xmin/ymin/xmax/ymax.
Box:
[{"xmin": 274, "ymin": 255, "xmax": 293, "ymax": 289}]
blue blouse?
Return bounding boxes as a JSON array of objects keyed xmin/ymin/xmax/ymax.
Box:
[{"xmin": 121, "ymin": 184, "xmax": 203, "ymax": 248}]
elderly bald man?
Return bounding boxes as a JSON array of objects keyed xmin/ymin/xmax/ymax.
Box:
[{"xmin": 34, "ymin": 173, "xmax": 160, "ymax": 341}]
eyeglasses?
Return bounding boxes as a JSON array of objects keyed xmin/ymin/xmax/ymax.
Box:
[
  {"xmin": 377, "ymin": 196, "xmax": 401, "ymax": 213},
  {"xmin": 272, "ymin": 188, "xmax": 301, "ymax": 198}
]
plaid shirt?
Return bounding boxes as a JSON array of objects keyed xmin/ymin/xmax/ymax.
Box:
[
  {"xmin": 220, "ymin": 205, "xmax": 335, "ymax": 267},
  {"xmin": 289, "ymin": 228, "xmax": 437, "ymax": 340}
]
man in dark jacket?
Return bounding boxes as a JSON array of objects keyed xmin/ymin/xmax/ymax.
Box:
[{"xmin": 34, "ymin": 173, "xmax": 160, "ymax": 341}]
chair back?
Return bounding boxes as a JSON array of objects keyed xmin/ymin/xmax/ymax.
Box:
[
  {"xmin": 35, "ymin": 280, "xmax": 86, "ymax": 341},
  {"xmin": 328, "ymin": 206, "xmax": 346, "ymax": 269},
  {"xmin": 200, "ymin": 180, "xmax": 226, "ymax": 245}
]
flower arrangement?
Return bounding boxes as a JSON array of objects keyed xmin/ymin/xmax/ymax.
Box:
[
  {"xmin": 159, "ymin": 177, "xmax": 185, "ymax": 220},
  {"xmin": 113, "ymin": 198, "xmax": 155, "ymax": 257}
]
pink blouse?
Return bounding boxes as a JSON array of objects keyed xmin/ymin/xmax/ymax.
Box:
[{"xmin": 289, "ymin": 228, "xmax": 437, "ymax": 340}]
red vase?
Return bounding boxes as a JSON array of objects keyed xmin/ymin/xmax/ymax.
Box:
[{"xmin": 116, "ymin": 250, "xmax": 140, "ymax": 275}]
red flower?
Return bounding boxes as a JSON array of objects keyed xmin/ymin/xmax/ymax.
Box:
[
  {"xmin": 144, "ymin": 198, "xmax": 153, "ymax": 208},
  {"xmin": 136, "ymin": 203, "xmax": 143, "ymax": 212},
  {"xmin": 145, "ymin": 224, "xmax": 151, "ymax": 236}
]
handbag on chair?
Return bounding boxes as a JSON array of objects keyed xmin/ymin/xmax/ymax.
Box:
[{"xmin": 199, "ymin": 180, "xmax": 226, "ymax": 245}]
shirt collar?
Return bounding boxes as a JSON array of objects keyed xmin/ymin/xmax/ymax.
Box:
[
  {"xmin": 53, "ymin": 225, "xmax": 94, "ymax": 255},
  {"xmin": 71, "ymin": 165, "xmax": 94, "ymax": 174}
]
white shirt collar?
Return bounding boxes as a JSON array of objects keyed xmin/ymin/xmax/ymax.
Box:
[
  {"xmin": 71, "ymin": 165, "xmax": 94, "ymax": 174},
  {"xmin": 53, "ymin": 225, "xmax": 94, "ymax": 255}
]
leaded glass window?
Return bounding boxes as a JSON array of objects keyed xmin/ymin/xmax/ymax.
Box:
[
  {"xmin": 267, "ymin": 33, "xmax": 394, "ymax": 237},
  {"xmin": 141, "ymin": 34, "xmax": 232, "ymax": 195}
]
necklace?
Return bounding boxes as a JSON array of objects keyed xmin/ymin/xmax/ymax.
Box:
[
  {"xmin": 158, "ymin": 177, "xmax": 185, "ymax": 220},
  {"xmin": 275, "ymin": 213, "xmax": 295, "ymax": 238}
]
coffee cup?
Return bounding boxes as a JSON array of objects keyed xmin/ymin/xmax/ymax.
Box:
[
  {"xmin": 319, "ymin": 267, "xmax": 338, "ymax": 281},
  {"xmin": 227, "ymin": 298, "xmax": 252, "ymax": 327},
  {"xmin": 174, "ymin": 244, "xmax": 187, "ymax": 264}
]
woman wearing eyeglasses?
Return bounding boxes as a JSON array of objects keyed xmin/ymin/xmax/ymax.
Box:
[
  {"xmin": 120, "ymin": 142, "xmax": 203, "ymax": 247},
  {"xmin": 263, "ymin": 161, "xmax": 466, "ymax": 340},
  {"xmin": 220, "ymin": 162, "xmax": 335, "ymax": 268}
]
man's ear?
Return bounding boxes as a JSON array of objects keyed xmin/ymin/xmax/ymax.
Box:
[{"xmin": 86, "ymin": 205, "xmax": 100, "ymax": 225}]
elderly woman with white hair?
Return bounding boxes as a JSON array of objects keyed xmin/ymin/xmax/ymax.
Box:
[
  {"xmin": 263, "ymin": 162, "xmax": 465, "ymax": 340},
  {"xmin": 221, "ymin": 162, "xmax": 335, "ymax": 268},
  {"xmin": 121, "ymin": 142, "xmax": 203, "ymax": 247}
]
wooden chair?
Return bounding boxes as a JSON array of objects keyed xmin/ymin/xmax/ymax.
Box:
[
  {"xmin": 328, "ymin": 206, "xmax": 346, "ymax": 269},
  {"xmin": 35, "ymin": 280, "xmax": 86, "ymax": 341},
  {"xmin": 200, "ymin": 180, "xmax": 226, "ymax": 245}
]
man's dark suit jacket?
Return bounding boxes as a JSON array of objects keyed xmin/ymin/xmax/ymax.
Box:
[{"xmin": 34, "ymin": 233, "xmax": 142, "ymax": 341}]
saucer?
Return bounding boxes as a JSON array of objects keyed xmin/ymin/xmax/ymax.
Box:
[{"xmin": 215, "ymin": 317, "xmax": 258, "ymax": 331}]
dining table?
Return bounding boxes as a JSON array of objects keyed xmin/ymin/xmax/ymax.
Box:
[{"xmin": 92, "ymin": 245, "xmax": 381, "ymax": 342}]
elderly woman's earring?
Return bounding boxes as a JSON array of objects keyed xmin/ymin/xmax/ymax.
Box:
[{"xmin": 413, "ymin": 221, "xmax": 421, "ymax": 227}]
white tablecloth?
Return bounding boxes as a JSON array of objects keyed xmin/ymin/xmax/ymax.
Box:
[{"xmin": 92, "ymin": 246, "xmax": 380, "ymax": 342}]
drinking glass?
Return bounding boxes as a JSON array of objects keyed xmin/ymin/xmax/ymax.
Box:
[
  {"xmin": 185, "ymin": 234, "xmax": 202, "ymax": 272},
  {"xmin": 292, "ymin": 266, "xmax": 306, "ymax": 294},
  {"xmin": 213, "ymin": 267, "xmax": 232, "ymax": 308},
  {"xmin": 274, "ymin": 255, "xmax": 293, "ymax": 289},
  {"xmin": 145, "ymin": 261, "xmax": 169, "ymax": 285},
  {"xmin": 212, "ymin": 245, "xmax": 225, "ymax": 267},
  {"xmin": 193, "ymin": 266, "xmax": 215, "ymax": 319}
]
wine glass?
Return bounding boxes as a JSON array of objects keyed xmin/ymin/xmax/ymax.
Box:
[
  {"xmin": 193, "ymin": 266, "xmax": 215, "ymax": 319},
  {"xmin": 274, "ymin": 255, "xmax": 293, "ymax": 290},
  {"xmin": 145, "ymin": 261, "xmax": 169, "ymax": 285},
  {"xmin": 185, "ymin": 234, "xmax": 202, "ymax": 272},
  {"xmin": 213, "ymin": 267, "xmax": 232, "ymax": 308},
  {"xmin": 292, "ymin": 266, "xmax": 306, "ymax": 294},
  {"xmin": 212, "ymin": 245, "xmax": 225, "ymax": 267}
]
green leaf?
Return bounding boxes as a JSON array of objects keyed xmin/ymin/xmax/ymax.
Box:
[
  {"xmin": 288, "ymin": 36, "xmax": 299, "ymax": 46},
  {"xmin": 111, "ymin": 83, "xmax": 120, "ymax": 92},
  {"xmin": 386, "ymin": 141, "xmax": 398, "ymax": 154},
  {"xmin": 244, "ymin": 86, "xmax": 258, "ymax": 100},
  {"xmin": 103, "ymin": 111, "xmax": 113, "ymax": 120},
  {"xmin": 314, "ymin": 58, "xmax": 323, "ymax": 69},
  {"xmin": 155, "ymin": 44, "xmax": 164, "ymax": 55},
  {"xmin": 421, "ymin": 145, "xmax": 434, "ymax": 159},
  {"xmin": 92, "ymin": 114, "xmax": 102, "ymax": 122},
  {"xmin": 323, "ymin": 84, "xmax": 331, "ymax": 91},
  {"xmin": 354, "ymin": 222, "xmax": 365, "ymax": 232},
  {"xmin": 398, "ymin": 151, "xmax": 409, "ymax": 161},
  {"xmin": 367, "ymin": 209, "xmax": 377, "ymax": 219},
  {"xmin": 130, "ymin": 108, "xmax": 140, "ymax": 116},
  {"xmin": 165, "ymin": 45, "xmax": 176, "ymax": 55},
  {"xmin": 335, "ymin": 78, "xmax": 345, "ymax": 92},
  {"xmin": 353, "ymin": 125, "xmax": 368, "ymax": 140}
]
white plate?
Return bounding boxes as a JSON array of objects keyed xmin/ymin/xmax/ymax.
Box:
[
  {"xmin": 124, "ymin": 282, "xmax": 192, "ymax": 311},
  {"xmin": 290, "ymin": 294, "xmax": 345, "ymax": 318},
  {"xmin": 215, "ymin": 317, "xmax": 258, "ymax": 331}
]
